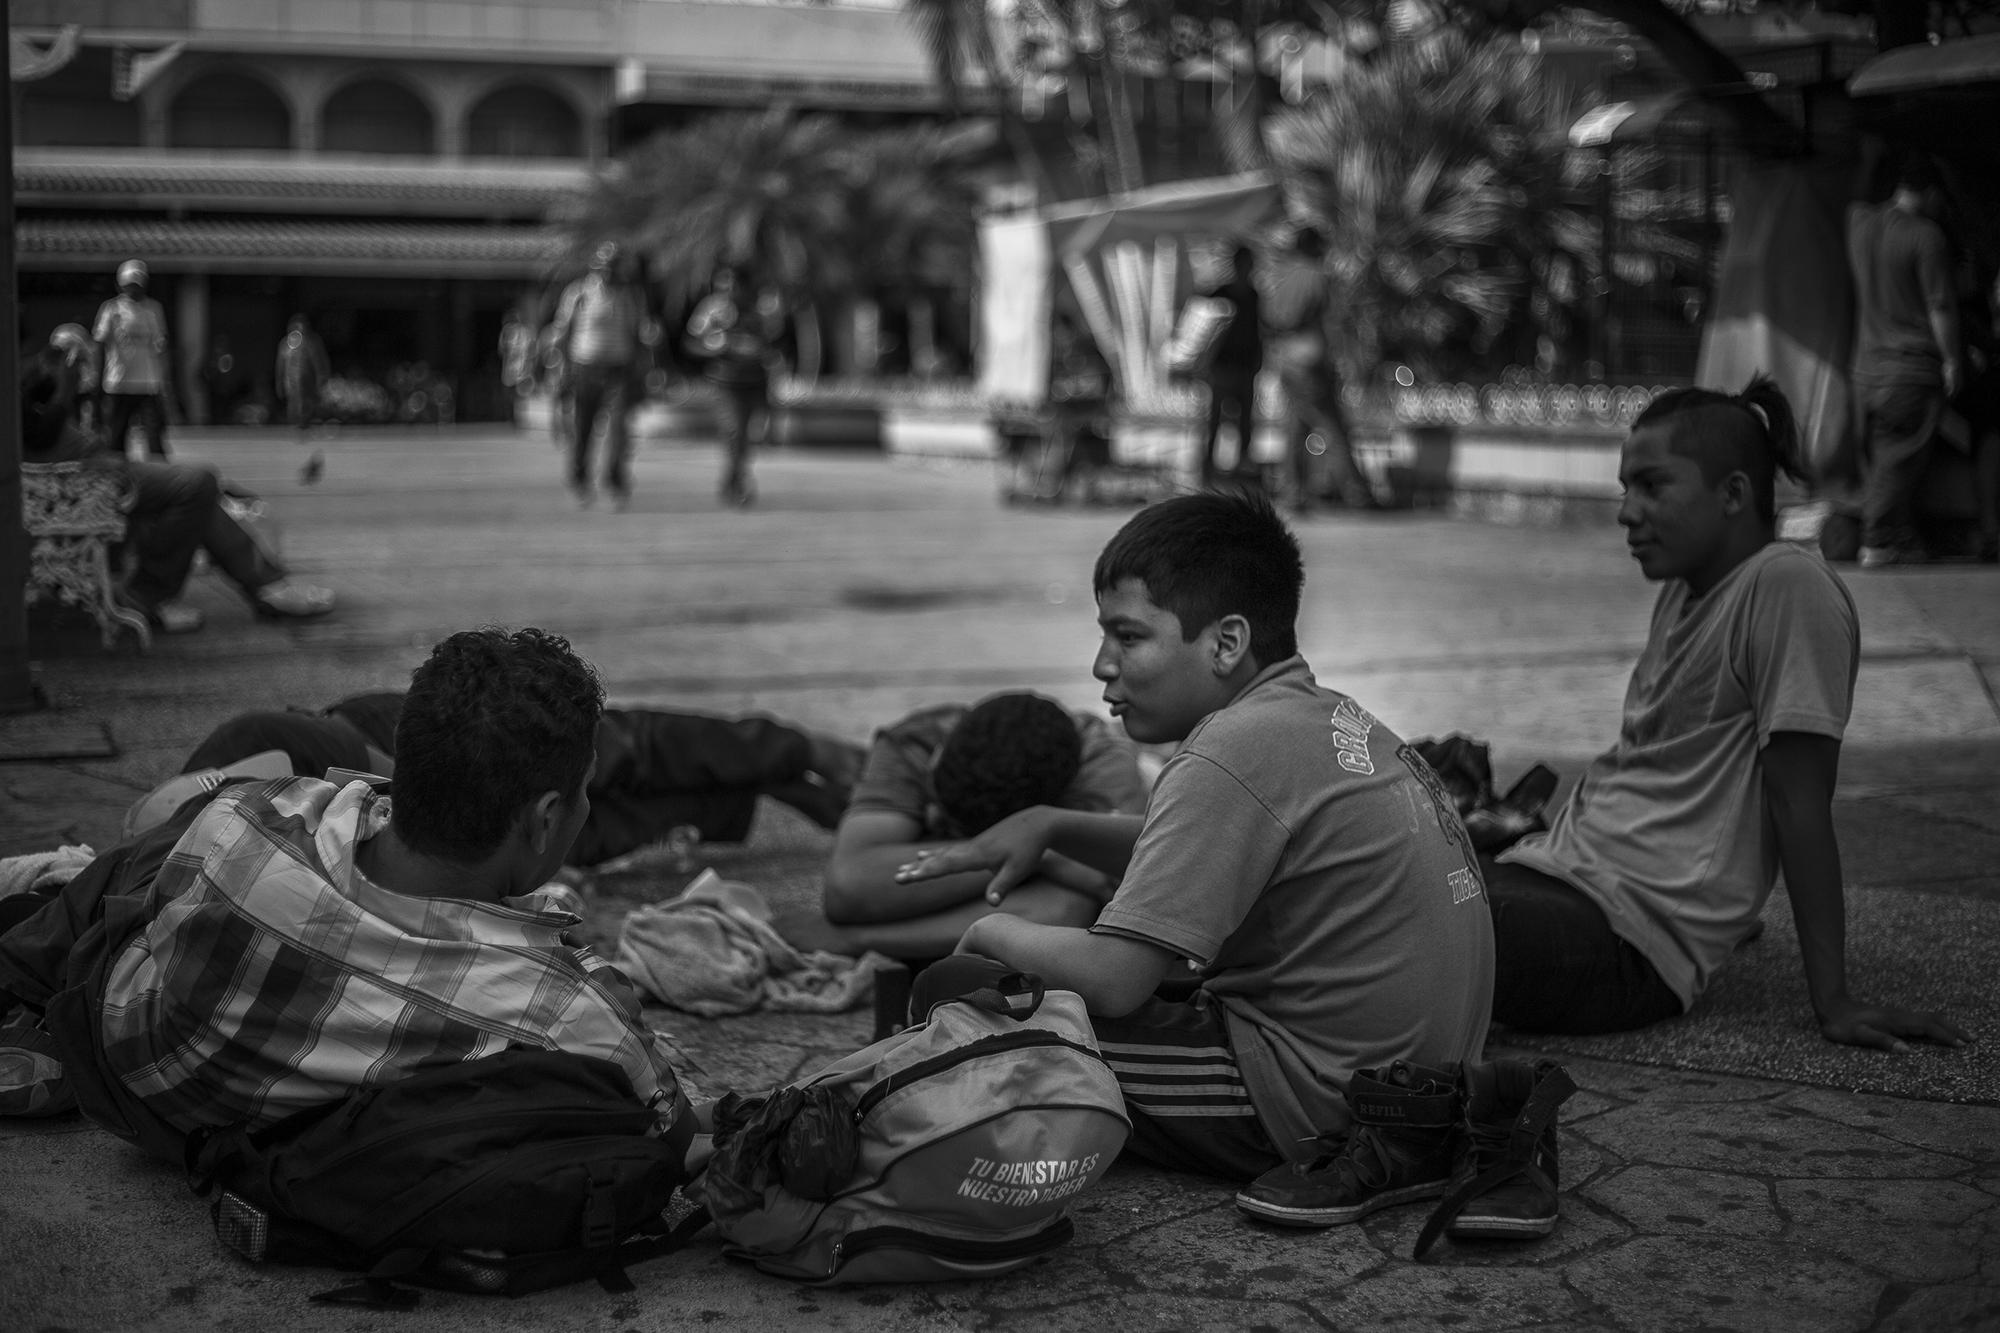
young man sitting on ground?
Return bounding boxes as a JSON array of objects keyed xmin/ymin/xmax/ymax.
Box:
[
  {"xmin": 117, "ymin": 690, "xmax": 866, "ymax": 869},
  {"xmin": 791, "ymin": 691, "xmax": 1149, "ymax": 963},
  {"xmin": 899, "ymin": 494, "xmax": 1541, "ymax": 1241},
  {"xmin": 0, "ymin": 628, "xmax": 695, "ymax": 1148},
  {"xmin": 1486, "ymin": 376, "xmax": 1969, "ymax": 1053},
  {"xmin": 25, "ymin": 339, "xmax": 334, "ymax": 632}
]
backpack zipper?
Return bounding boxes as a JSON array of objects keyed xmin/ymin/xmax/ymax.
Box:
[
  {"xmin": 849, "ymin": 1030, "xmax": 1109, "ymax": 1122},
  {"xmin": 831, "ymin": 1216, "xmax": 1075, "ymax": 1270}
]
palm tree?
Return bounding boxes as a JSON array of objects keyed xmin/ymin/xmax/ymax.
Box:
[
  {"xmin": 843, "ymin": 123, "xmax": 983, "ymax": 375},
  {"xmin": 566, "ymin": 108, "xmax": 857, "ymax": 379},
  {"xmin": 905, "ymin": 0, "xmax": 1349, "ymax": 198},
  {"xmin": 1265, "ymin": 26, "xmax": 1698, "ymax": 389}
]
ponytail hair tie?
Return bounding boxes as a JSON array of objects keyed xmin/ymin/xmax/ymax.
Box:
[{"xmin": 1741, "ymin": 399, "xmax": 1771, "ymax": 435}]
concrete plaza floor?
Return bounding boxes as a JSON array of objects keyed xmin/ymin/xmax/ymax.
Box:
[{"xmin": 3, "ymin": 424, "xmax": 1997, "ymax": 1332}]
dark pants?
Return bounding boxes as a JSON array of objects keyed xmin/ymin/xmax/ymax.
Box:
[
  {"xmin": 184, "ymin": 708, "xmax": 380, "ymax": 779},
  {"xmin": 712, "ymin": 379, "xmax": 766, "ymax": 501},
  {"xmin": 1481, "ymin": 855, "xmax": 1683, "ymax": 1035},
  {"xmin": 1280, "ymin": 368, "xmax": 1367, "ymax": 506},
  {"xmin": 1089, "ymin": 990, "xmax": 1283, "ymax": 1183},
  {"xmin": 179, "ymin": 699, "xmax": 817, "ymax": 869},
  {"xmin": 1859, "ymin": 379, "xmax": 1945, "ymax": 552},
  {"xmin": 1200, "ymin": 373, "xmax": 1259, "ymax": 488},
  {"xmin": 567, "ymin": 362, "xmax": 633, "ymax": 495},
  {"xmin": 123, "ymin": 461, "xmax": 284, "ymax": 612},
  {"xmin": 103, "ymin": 392, "xmax": 169, "ymax": 459}
]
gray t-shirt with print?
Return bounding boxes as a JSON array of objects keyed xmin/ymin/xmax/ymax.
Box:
[
  {"xmin": 1092, "ymin": 657, "xmax": 1496, "ymax": 1156},
  {"xmin": 1502, "ymin": 542, "xmax": 1858, "ymax": 1008}
]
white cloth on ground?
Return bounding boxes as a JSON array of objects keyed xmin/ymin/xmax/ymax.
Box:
[
  {"xmin": 613, "ymin": 869, "xmax": 894, "ymax": 1018},
  {"xmin": 0, "ymin": 845, "xmax": 96, "ymax": 900}
]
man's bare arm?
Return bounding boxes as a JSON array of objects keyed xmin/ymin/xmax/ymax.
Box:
[
  {"xmin": 827, "ymin": 810, "xmax": 1115, "ymax": 925},
  {"xmin": 1918, "ymin": 229, "xmax": 1963, "ymax": 396},
  {"xmin": 895, "ymin": 806, "xmax": 1144, "ymax": 906},
  {"xmin": 1764, "ymin": 732, "xmax": 1969, "ymax": 1051},
  {"xmin": 956, "ymin": 913, "xmax": 1176, "ymax": 1016},
  {"xmin": 824, "ymin": 809, "xmax": 996, "ymax": 924}
]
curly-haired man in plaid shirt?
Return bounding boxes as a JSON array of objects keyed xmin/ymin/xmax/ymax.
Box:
[{"xmin": 88, "ymin": 627, "xmax": 694, "ymax": 1139}]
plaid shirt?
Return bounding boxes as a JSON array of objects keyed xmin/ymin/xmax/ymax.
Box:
[{"xmin": 100, "ymin": 777, "xmax": 686, "ymax": 1133}]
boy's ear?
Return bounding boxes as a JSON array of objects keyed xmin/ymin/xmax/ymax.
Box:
[
  {"xmin": 1210, "ymin": 614, "xmax": 1254, "ymax": 676},
  {"xmin": 523, "ymin": 790, "xmax": 564, "ymax": 855},
  {"xmin": 1719, "ymin": 468, "xmax": 1752, "ymax": 517}
]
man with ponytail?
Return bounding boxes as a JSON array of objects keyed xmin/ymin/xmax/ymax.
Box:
[{"xmin": 1488, "ymin": 376, "xmax": 1970, "ymax": 1053}]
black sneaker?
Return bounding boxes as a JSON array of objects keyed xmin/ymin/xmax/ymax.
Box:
[
  {"xmin": 1414, "ymin": 1059, "xmax": 1577, "ymax": 1257},
  {"xmin": 1235, "ymin": 1060, "xmax": 1460, "ymax": 1227},
  {"xmin": 0, "ymin": 1014, "xmax": 76, "ymax": 1118}
]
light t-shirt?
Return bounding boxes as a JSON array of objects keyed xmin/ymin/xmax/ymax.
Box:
[
  {"xmin": 1091, "ymin": 657, "xmax": 1495, "ymax": 1156},
  {"xmin": 92, "ymin": 295, "xmax": 170, "ymax": 394},
  {"xmin": 554, "ymin": 273, "xmax": 643, "ymax": 368},
  {"xmin": 1501, "ymin": 542, "xmax": 1858, "ymax": 1008},
  {"xmin": 1846, "ymin": 201, "xmax": 1954, "ymax": 390}
]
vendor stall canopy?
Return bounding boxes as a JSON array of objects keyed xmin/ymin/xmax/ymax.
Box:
[{"xmin": 978, "ymin": 173, "xmax": 1285, "ymax": 409}]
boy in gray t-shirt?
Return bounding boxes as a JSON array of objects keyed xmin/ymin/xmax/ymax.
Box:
[
  {"xmin": 1487, "ymin": 376, "xmax": 1968, "ymax": 1055},
  {"xmin": 899, "ymin": 493, "xmax": 1531, "ymax": 1241}
]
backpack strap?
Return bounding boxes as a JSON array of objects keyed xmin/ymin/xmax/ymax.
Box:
[
  {"xmin": 308, "ymin": 1279, "xmax": 422, "ymax": 1311},
  {"xmin": 301, "ymin": 1202, "xmax": 714, "ymax": 1306},
  {"xmin": 311, "ymin": 1248, "xmax": 430, "ymax": 1310},
  {"xmin": 592, "ymin": 1203, "xmax": 713, "ymax": 1293},
  {"xmin": 911, "ymin": 956, "xmax": 1045, "ymax": 1023}
]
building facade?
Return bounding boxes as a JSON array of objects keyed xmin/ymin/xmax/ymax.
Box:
[{"xmin": 12, "ymin": 0, "xmax": 945, "ymax": 421}]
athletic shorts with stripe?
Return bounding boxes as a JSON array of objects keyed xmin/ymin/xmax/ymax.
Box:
[{"xmin": 1090, "ymin": 988, "xmax": 1282, "ymax": 1183}]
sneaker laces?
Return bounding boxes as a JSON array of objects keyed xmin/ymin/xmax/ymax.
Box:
[
  {"xmin": 1462, "ymin": 1113, "xmax": 1517, "ymax": 1170},
  {"xmin": 1413, "ymin": 1064, "xmax": 1577, "ymax": 1261},
  {"xmin": 1303, "ymin": 1124, "xmax": 1400, "ymax": 1194}
]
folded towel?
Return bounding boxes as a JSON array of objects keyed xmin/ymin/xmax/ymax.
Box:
[
  {"xmin": 613, "ymin": 869, "xmax": 895, "ymax": 1018},
  {"xmin": 0, "ymin": 845, "xmax": 97, "ymax": 901}
]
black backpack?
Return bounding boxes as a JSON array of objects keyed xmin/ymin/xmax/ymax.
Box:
[{"xmin": 187, "ymin": 1047, "xmax": 702, "ymax": 1307}]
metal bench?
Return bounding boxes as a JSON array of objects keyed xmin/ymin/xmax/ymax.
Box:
[{"xmin": 21, "ymin": 460, "xmax": 152, "ymax": 650}]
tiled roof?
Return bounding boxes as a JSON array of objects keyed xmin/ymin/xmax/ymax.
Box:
[
  {"xmin": 15, "ymin": 149, "xmax": 591, "ymax": 216},
  {"xmin": 17, "ymin": 217, "xmax": 567, "ymax": 276}
]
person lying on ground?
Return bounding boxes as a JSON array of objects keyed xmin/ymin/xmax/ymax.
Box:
[
  {"xmin": 24, "ymin": 341, "xmax": 333, "ymax": 633},
  {"xmin": 897, "ymin": 492, "xmax": 1495, "ymax": 1218},
  {"xmin": 0, "ymin": 628, "xmax": 699, "ymax": 1156},
  {"xmin": 119, "ymin": 691, "xmax": 867, "ymax": 869},
  {"xmin": 1487, "ymin": 375, "xmax": 1969, "ymax": 1054},
  {"xmin": 780, "ymin": 691, "xmax": 1149, "ymax": 963}
]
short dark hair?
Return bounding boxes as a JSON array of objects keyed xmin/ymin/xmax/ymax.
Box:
[
  {"xmin": 1630, "ymin": 374, "xmax": 1804, "ymax": 524},
  {"xmin": 932, "ymin": 693, "xmax": 1083, "ymax": 836},
  {"xmin": 1093, "ymin": 490, "xmax": 1303, "ymax": 665},
  {"xmin": 19, "ymin": 345, "xmax": 77, "ymax": 455},
  {"xmin": 392, "ymin": 627, "xmax": 605, "ymax": 861},
  {"xmin": 1895, "ymin": 151, "xmax": 1944, "ymax": 196}
]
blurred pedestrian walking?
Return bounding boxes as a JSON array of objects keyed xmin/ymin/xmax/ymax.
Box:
[
  {"xmin": 275, "ymin": 314, "xmax": 331, "ymax": 484},
  {"xmin": 91, "ymin": 258, "xmax": 176, "ymax": 460},
  {"xmin": 48, "ymin": 323, "xmax": 100, "ymax": 434},
  {"xmin": 202, "ymin": 335, "xmax": 249, "ymax": 427},
  {"xmin": 685, "ymin": 266, "xmax": 784, "ymax": 508},
  {"xmin": 1195, "ymin": 245, "xmax": 1265, "ymax": 489},
  {"xmin": 1847, "ymin": 154, "xmax": 1959, "ymax": 567},
  {"xmin": 499, "ymin": 308, "xmax": 535, "ymax": 410},
  {"xmin": 551, "ymin": 241, "xmax": 648, "ymax": 508},
  {"xmin": 1267, "ymin": 228, "xmax": 1377, "ymax": 513}
]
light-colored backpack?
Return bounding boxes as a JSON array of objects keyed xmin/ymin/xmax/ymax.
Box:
[{"xmin": 702, "ymin": 963, "xmax": 1130, "ymax": 1283}]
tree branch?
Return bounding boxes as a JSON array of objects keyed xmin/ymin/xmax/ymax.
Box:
[{"xmin": 1457, "ymin": 0, "xmax": 1808, "ymax": 157}]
